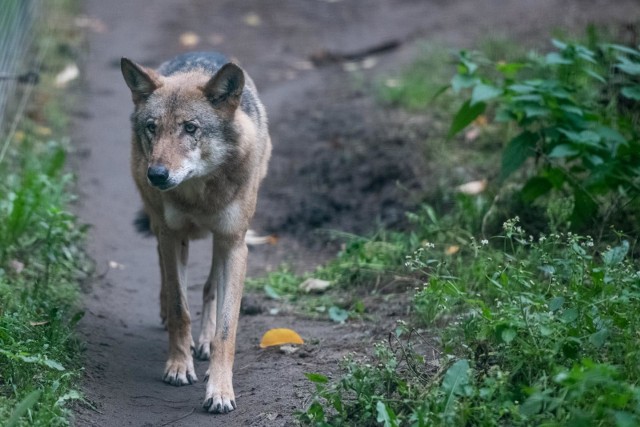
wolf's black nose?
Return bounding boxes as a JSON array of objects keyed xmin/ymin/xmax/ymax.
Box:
[{"xmin": 147, "ymin": 165, "xmax": 169, "ymax": 186}]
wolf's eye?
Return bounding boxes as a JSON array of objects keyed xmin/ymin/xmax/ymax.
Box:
[
  {"xmin": 184, "ymin": 122, "xmax": 198, "ymax": 134},
  {"xmin": 146, "ymin": 122, "xmax": 156, "ymax": 133}
]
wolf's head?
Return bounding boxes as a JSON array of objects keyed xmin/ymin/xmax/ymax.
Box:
[{"xmin": 121, "ymin": 58, "xmax": 245, "ymax": 191}]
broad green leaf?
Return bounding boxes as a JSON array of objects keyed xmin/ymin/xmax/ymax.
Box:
[
  {"xmin": 614, "ymin": 411, "xmax": 638, "ymax": 427},
  {"xmin": 7, "ymin": 390, "xmax": 42, "ymax": 427},
  {"xmin": 551, "ymin": 39, "xmax": 568, "ymax": 50},
  {"xmin": 501, "ymin": 328, "xmax": 517, "ymax": 343},
  {"xmin": 521, "ymin": 177, "xmax": 552, "ymax": 202},
  {"xmin": 442, "ymin": 359, "xmax": 470, "ymax": 396},
  {"xmin": 43, "ymin": 358, "xmax": 65, "ymax": 371},
  {"xmin": 545, "ymin": 52, "xmax": 572, "ymax": 65},
  {"xmin": 263, "ymin": 284, "xmax": 281, "ymax": 300},
  {"xmin": 621, "ymin": 86, "xmax": 640, "ymax": 101},
  {"xmin": 328, "ymin": 306, "xmax": 349, "ymax": 324},
  {"xmin": 501, "ymin": 131, "xmax": 537, "ymax": 180},
  {"xmin": 471, "ymin": 83, "xmax": 502, "ymax": 105},
  {"xmin": 450, "ymin": 74, "xmax": 478, "ymax": 93},
  {"xmin": 448, "ymin": 100, "xmax": 486, "ymax": 137},
  {"xmin": 560, "ymin": 308, "xmax": 579, "ymax": 323},
  {"xmin": 603, "ymin": 241, "xmax": 629, "ymax": 266},
  {"xmin": 617, "ymin": 56, "xmax": 640, "ymax": 75},
  {"xmin": 604, "ymin": 43, "xmax": 640, "ymax": 57},
  {"xmin": 548, "ymin": 296, "xmax": 565, "ymax": 312},
  {"xmin": 548, "ymin": 144, "xmax": 579, "ymax": 158},
  {"xmin": 376, "ymin": 401, "xmax": 399, "ymax": 427},
  {"xmin": 305, "ymin": 373, "xmax": 328, "ymax": 384},
  {"xmin": 588, "ymin": 329, "xmax": 609, "ymax": 348}
]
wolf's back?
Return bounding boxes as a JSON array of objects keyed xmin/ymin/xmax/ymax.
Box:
[{"xmin": 157, "ymin": 51, "xmax": 266, "ymax": 131}]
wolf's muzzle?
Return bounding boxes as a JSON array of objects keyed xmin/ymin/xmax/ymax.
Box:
[{"xmin": 147, "ymin": 164, "xmax": 170, "ymax": 188}]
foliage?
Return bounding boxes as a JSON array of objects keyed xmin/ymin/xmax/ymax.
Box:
[
  {"xmin": 300, "ymin": 215, "xmax": 640, "ymax": 426},
  {"xmin": 447, "ymin": 40, "xmax": 640, "ymax": 231},
  {"xmin": 0, "ymin": 0, "xmax": 88, "ymax": 425}
]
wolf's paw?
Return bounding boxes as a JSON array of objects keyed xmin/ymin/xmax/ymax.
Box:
[
  {"xmin": 194, "ymin": 340, "xmax": 211, "ymax": 361},
  {"xmin": 163, "ymin": 358, "xmax": 197, "ymax": 386},
  {"xmin": 203, "ymin": 386, "xmax": 236, "ymax": 414}
]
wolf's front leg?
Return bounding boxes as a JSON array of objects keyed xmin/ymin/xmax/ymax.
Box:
[
  {"xmin": 157, "ymin": 230, "xmax": 197, "ymax": 386},
  {"xmin": 195, "ymin": 238, "xmax": 217, "ymax": 360},
  {"xmin": 203, "ymin": 233, "xmax": 247, "ymax": 413}
]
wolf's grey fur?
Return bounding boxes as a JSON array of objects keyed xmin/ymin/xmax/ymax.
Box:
[{"xmin": 121, "ymin": 51, "xmax": 271, "ymax": 414}]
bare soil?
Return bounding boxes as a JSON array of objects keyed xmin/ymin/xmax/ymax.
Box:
[{"xmin": 72, "ymin": 1, "xmax": 639, "ymax": 425}]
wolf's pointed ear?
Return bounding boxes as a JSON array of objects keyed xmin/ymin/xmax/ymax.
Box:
[
  {"xmin": 202, "ymin": 63, "xmax": 245, "ymax": 110},
  {"xmin": 121, "ymin": 58, "xmax": 162, "ymax": 103}
]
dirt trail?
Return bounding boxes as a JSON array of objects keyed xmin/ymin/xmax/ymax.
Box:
[{"xmin": 72, "ymin": 1, "xmax": 639, "ymax": 425}]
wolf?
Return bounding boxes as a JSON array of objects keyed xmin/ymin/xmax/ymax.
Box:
[{"xmin": 120, "ymin": 51, "xmax": 271, "ymax": 414}]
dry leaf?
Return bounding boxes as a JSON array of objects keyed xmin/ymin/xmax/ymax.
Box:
[
  {"xmin": 474, "ymin": 115, "xmax": 488, "ymax": 127},
  {"xmin": 457, "ymin": 179, "xmax": 487, "ymax": 195},
  {"xmin": 29, "ymin": 320, "xmax": 49, "ymax": 326},
  {"xmin": 243, "ymin": 12, "xmax": 262, "ymax": 27},
  {"xmin": 55, "ymin": 64, "xmax": 79, "ymax": 88},
  {"xmin": 108, "ymin": 260, "xmax": 125, "ymax": 270},
  {"xmin": 9, "ymin": 259, "xmax": 24, "ymax": 274},
  {"xmin": 259, "ymin": 328, "xmax": 304, "ymax": 348},
  {"xmin": 445, "ymin": 245, "xmax": 460, "ymax": 255},
  {"xmin": 299, "ymin": 278, "xmax": 331, "ymax": 293},
  {"xmin": 179, "ymin": 31, "xmax": 200, "ymax": 48},
  {"xmin": 464, "ymin": 126, "xmax": 481, "ymax": 142},
  {"xmin": 245, "ymin": 230, "xmax": 278, "ymax": 246}
]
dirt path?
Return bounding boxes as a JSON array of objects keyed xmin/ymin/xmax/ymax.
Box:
[{"xmin": 72, "ymin": 1, "xmax": 639, "ymax": 425}]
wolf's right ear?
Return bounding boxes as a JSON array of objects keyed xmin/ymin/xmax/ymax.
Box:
[{"xmin": 121, "ymin": 58, "xmax": 162, "ymax": 103}]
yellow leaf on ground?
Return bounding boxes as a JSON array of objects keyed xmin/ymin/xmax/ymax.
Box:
[
  {"xmin": 445, "ymin": 245, "xmax": 460, "ymax": 255},
  {"xmin": 179, "ymin": 31, "xmax": 200, "ymax": 48},
  {"xmin": 259, "ymin": 328, "xmax": 304, "ymax": 348}
]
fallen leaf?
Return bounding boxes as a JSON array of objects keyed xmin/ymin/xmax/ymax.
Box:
[
  {"xmin": 445, "ymin": 245, "xmax": 460, "ymax": 255},
  {"xmin": 260, "ymin": 328, "xmax": 304, "ymax": 348},
  {"xmin": 474, "ymin": 115, "xmax": 489, "ymax": 127},
  {"xmin": 243, "ymin": 12, "xmax": 262, "ymax": 27},
  {"xmin": 464, "ymin": 126, "xmax": 481, "ymax": 142},
  {"xmin": 108, "ymin": 261, "xmax": 125, "ymax": 270},
  {"xmin": 29, "ymin": 320, "xmax": 49, "ymax": 326},
  {"xmin": 55, "ymin": 64, "xmax": 79, "ymax": 88},
  {"xmin": 456, "ymin": 179, "xmax": 487, "ymax": 195},
  {"xmin": 299, "ymin": 278, "xmax": 331, "ymax": 293},
  {"xmin": 179, "ymin": 31, "xmax": 200, "ymax": 48}
]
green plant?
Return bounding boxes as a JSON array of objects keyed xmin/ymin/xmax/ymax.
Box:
[{"xmin": 447, "ymin": 40, "xmax": 640, "ymax": 232}]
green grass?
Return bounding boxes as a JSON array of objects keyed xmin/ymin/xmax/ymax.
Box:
[
  {"xmin": 291, "ymin": 30, "xmax": 640, "ymax": 427},
  {"xmin": 0, "ymin": 1, "xmax": 89, "ymax": 425}
]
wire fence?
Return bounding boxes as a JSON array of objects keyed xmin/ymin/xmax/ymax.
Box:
[{"xmin": 0, "ymin": 0, "xmax": 41, "ymax": 138}]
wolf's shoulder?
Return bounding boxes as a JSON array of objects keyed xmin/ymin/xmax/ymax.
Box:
[{"xmin": 158, "ymin": 51, "xmax": 229, "ymax": 76}]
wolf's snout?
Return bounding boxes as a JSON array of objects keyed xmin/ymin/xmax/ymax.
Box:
[{"xmin": 147, "ymin": 165, "xmax": 169, "ymax": 187}]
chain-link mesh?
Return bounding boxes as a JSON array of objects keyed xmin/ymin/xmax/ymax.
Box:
[{"xmin": 0, "ymin": 0, "xmax": 41, "ymax": 137}]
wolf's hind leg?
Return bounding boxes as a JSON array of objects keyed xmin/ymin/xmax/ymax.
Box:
[
  {"xmin": 158, "ymin": 231, "xmax": 197, "ymax": 386},
  {"xmin": 195, "ymin": 237, "xmax": 216, "ymax": 360}
]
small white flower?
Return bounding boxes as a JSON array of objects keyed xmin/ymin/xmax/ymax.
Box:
[{"xmin": 481, "ymin": 239, "xmax": 489, "ymax": 246}]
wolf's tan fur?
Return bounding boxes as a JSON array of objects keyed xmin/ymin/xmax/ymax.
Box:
[{"xmin": 121, "ymin": 53, "xmax": 271, "ymax": 414}]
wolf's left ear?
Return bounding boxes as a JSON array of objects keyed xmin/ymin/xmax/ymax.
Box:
[
  {"xmin": 202, "ymin": 63, "xmax": 245, "ymax": 110},
  {"xmin": 121, "ymin": 58, "xmax": 162, "ymax": 103}
]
